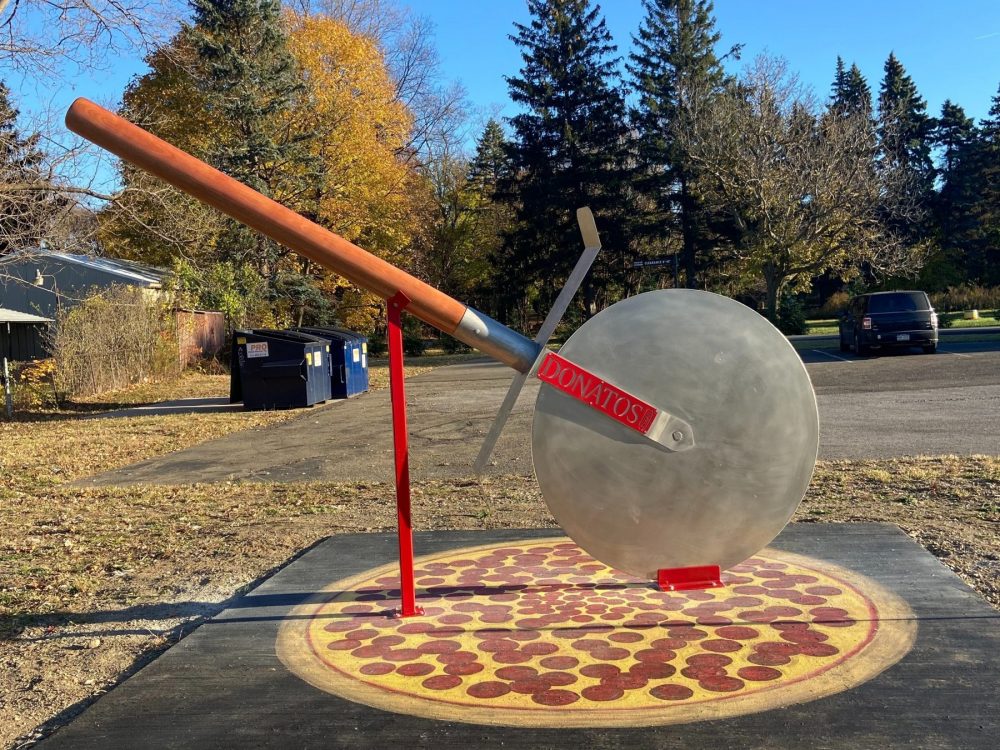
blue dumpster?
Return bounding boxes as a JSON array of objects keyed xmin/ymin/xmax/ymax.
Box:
[
  {"xmin": 326, "ymin": 326, "xmax": 369, "ymax": 393},
  {"xmin": 229, "ymin": 329, "xmax": 332, "ymax": 410},
  {"xmin": 292, "ymin": 327, "xmax": 354, "ymax": 399},
  {"xmin": 294, "ymin": 326, "xmax": 368, "ymax": 395}
]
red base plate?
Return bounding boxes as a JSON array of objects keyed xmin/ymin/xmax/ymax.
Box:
[{"xmin": 657, "ymin": 564, "xmax": 723, "ymax": 592}]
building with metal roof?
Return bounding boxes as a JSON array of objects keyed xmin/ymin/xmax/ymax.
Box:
[
  {"xmin": 0, "ymin": 248, "xmax": 170, "ymax": 321},
  {"xmin": 1, "ymin": 307, "xmax": 51, "ymax": 362}
]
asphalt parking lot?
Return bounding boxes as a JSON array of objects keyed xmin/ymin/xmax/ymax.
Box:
[
  {"xmin": 79, "ymin": 338, "xmax": 1000, "ymax": 487},
  {"xmin": 799, "ymin": 338, "xmax": 1000, "ymax": 458}
]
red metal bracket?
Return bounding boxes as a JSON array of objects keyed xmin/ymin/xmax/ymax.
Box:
[
  {"xmin": 656, "ymin": 565, "xmax": 723, "ymax": 592},
  {"xmin": 387, "ymin": 291, "xmax": 423, "ymax": 618}
]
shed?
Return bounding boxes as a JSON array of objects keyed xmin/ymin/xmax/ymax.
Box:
[
  {"xmin": 0, "ymin": 249, "xmax": 168, "ymax": 320},
  {"xmin": 0, "ymin": 307, "xmax": 51, "ymax": 362}
]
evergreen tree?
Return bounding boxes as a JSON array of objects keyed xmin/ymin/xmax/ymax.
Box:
[
  {"xmin": 187, "ymin": 0, "xmax": 317, "ymax": 276},
  {"xmin": 877, "ymin": 52, "xmax": 936, "ymax": 215},
  {"xmin": 935, "ymin": 100, "xmax": 975, "ymax": 174},
  {"xmin": 467, "ymin": 120, "xmax": 518, "ymax": 321},
  {"xmin": 505, "ymin": 0, "xmax": 629, "ymax": 317},
  {"xmin": 468, "ymin": 119, "xmax": 511, "ymax": 196},
  {"xmin": 627, "ymin": 0, "xmax": 736, "ymax": 288},
  {"xmin": 967, "ymin": 84, "xmax": 1000, "ymax": 284},
  {"xmin": 830, "ymin": 59, "xmax": 872, "ymax": 117},
  {"xmin": 844, "ymin": 64, "xmax": 873, "ymax": 115},
  {"xmin": 0, "ymin": 81, "xmax": 54, "ymax": 254},
  {"xmin": 829, "ymin": 56, "xmax": 847, "ymax": 104},
  {"xmin": 928, "ymin": 100, "xmax": 979, "ymax": 286}
]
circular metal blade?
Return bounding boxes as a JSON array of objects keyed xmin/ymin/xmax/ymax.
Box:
[{"xmin": 532, "ymin": 289, "xmax": 819, "ymax": 578}]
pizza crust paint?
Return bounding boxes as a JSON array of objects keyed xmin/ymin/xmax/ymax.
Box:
[{"xmin": 276, "ymin": 538, "xmax": 916, "ymax": 728}]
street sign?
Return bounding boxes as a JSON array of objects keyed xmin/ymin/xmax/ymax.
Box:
[{"xmin": 633, "ymin": 256, "xmax": 675, "ymax": 269}]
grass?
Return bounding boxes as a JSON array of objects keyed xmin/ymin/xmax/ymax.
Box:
[
  {"xmin": 805, "ymin": 311, "xmax": 1000, "ymax": 336},
  {"xmin": 1, "ymin": 350, "xmax": 998, "ymax": 747},
  {"xmin": 3, "ymin": 456, "xmax": 998, "ymax": 628},
  {"xmin": 1, "ymin": 354, "xmax": 483, "ymax": 495}
]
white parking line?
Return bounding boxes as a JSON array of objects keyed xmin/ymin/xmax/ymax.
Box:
[
  {"xmin": 938, "ymin": 347, "xmax": 972, "ymax": 358},
  {"xmin": 811, "ymin": 349, "xmax": 852, "ymax": 362}
]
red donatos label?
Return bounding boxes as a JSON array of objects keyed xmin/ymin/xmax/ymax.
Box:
[{"xmin": 536, "ymin": 352, "xmax": 658, "ymax": 435}]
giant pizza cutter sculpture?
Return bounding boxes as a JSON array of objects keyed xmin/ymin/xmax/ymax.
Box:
[
  {"xmin": 65, "ymin": 99, "xmax": 819, "ymax": 587},
  {"xmin": 65, "ymin": 101, "xmax": 927, "ymax": 728}
]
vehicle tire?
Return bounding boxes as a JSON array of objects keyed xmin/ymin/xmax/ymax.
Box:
[
  {"xmin": 854, "ymin": 332, "xmax": 868, "ymax": 356},
  {"xmin": 923, "ymin": 343, "xmax": 937, "ymax": 354},
  {"xmin": 839, "ymin": 333, "xmax": 850, "ymax": 352}
]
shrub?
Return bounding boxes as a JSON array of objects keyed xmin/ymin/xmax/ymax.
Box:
[
  {"xmin": 776, "ymin": 295, "xmax": 808, "ymax": 335},
  {"xmin": 168, "ymin": 258, "xmax": 274, "ymax": 330},
  {"xmin": 366, "ymin": 332, "xmax": 387, "ymax": 357},
  {"xmin": 929, "ymin": 285, "xmax": 1000, "ymax": 313},
  {"xmin": 816, "ymin": 291, "xmax": 850, "ymax": 319},
  {"xmin": 49, "ymin": 285, "xmax": 180, "ymax": 398},
  {"xmin": 440, "ymin": 335, "xmax": 470, "ymax": 354},
  {"xmin": 401, "ymin": 315, "xmax": 427, "ymax": 357},
  {"xmin": 403, "ymin": 331, "xmax": 426, "ymax": 357},
  {"xmin": 8, "ymin": 359, "xmax": 58, "ymax": 411}
]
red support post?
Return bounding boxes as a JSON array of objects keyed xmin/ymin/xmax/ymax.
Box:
[{"xmin": 387, "ymin": 291, "xmax": 423, "ymax": 617}]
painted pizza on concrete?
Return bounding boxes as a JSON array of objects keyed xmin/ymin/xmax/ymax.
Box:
[{"xmin": 277, "ymin": 538, "xmax": 916, "ymax": 727}]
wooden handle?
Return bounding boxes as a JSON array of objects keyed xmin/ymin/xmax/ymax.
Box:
[{"xmin": 65, "ymin": 98, "xmax": 468, "ymax": 335}]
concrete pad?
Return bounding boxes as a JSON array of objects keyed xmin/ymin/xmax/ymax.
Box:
[{"xmin": 37, "ymin": 524, "xmax": 999, "ymax": 749}]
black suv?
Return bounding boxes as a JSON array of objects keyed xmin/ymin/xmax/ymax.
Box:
[{"xmin": 838, "ymin": 291, "xmax": 938, "ymax": 355}]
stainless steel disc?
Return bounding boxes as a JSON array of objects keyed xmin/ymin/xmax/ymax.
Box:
[{"xmin": 532, "ymin": 289, "xmax": 819, "ymax": 578}]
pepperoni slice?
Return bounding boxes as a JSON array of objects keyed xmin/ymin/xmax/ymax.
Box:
[
  {"xmin": 422, "ymin": 675, "xmax": 462, "ymax": 690},
  {"xmin": 493, "ymin": 650, "xmax": 533, "ymax": 664},
  {"xmin": 436, "ymin": 651, "xmax": 477, "ymax": 664},
  {"xmin": 396, "ymin": 662, "xmax": 434, "ymax": 677},
  {"xmin": 601, "ymin": 673, "xmax": 648, "ymax": 690},
  {"xmin": 327, "ymin": 639, "xmax": 362, "ymax": 651},
  {"xmin": 532, "ymin": 689, "xmax": 580, "ymax": 706},
  {"xmin": 466, "ymin": 681, "xmax": 510, "ymax": 699},
  {"xmin": 738, "ymin": 666, "xmax": 782, "ymax": 681},
  {"xmin": 701, "ymin": 639, "xmax": 743, "ymax": 653},
  {"xmin": 699, "ymin": 675, "xmax": 745, "ymax": 692},
  {"xmin": 444, "ymin": 662, "xmax": 484, "ymax": 676},
  {"xmin": 495, "ymin": 666, "xmax": 537, "ymax": 681},
  {"xmin": 686, "ymin": 653, "xmax": 732, "ymax": 667},
  {"xmin": 650, "ymin": 684, "xmax": 694, "ymax": 701},
  {"xmin": 608, "ymin": 632, "xmax": 644, "ymax": 643},
  {"xmin": 582, "ymin": 684, "xmax": 624, "ymax": 702},
  {"xmin": 539, "ymin": 671, "xmax": 577, "ymax": 687},
  {"xmin": 591, "ymin": 646, "xmax": 630, "ymax": 661},
  {"xmin": 580, "ymin": 664, "xmax": 620, "ymax": 679},
  {"xmin": 540, "ymin": 656, "xmax": 579, "ymax": 670},
  {"xmin": 510, "ymin": 678, "xmax": 551, "ymax": 695},
  {"xmin": 358, "ymin": 662, "xmax": 394, "ymax": 676},
  {"xmin": 629, "ymin": 662, "xmax": 676, "ymax": 679},
  {"xmin": 715, "ymin": 626, "xmax": 760, "ymax": 640}
]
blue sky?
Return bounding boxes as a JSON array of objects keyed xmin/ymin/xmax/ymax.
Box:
[
  {"xmin": 416, "ymin": 0, "xmax": 1000, "ymax": 129},
  {"xmin": 6, "ymin": 0, "xmax": 1000, "ymax": 171}
]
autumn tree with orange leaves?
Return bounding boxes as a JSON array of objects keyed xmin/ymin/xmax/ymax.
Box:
[{"xmin": 100, "ymin": 6, "xmax": 427, "ymax": 331}]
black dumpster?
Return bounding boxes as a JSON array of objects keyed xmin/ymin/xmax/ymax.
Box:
[
  {"xmin": 229, "ymin": 329, "xmax": 332, "ymax": 410},
  {"xmin": 293, "ymin": 326, "xmax": 369, "ymax": 398}
]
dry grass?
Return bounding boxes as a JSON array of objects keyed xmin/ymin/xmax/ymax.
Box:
[
  {"xmin": 3, "ymin": 457, "xmax": 997, "ymax": 638},
  {"xmin": 1, "ymin": 358, "xmax": 997, "ymax": 748},
  {"xmin": 2, "ymin": 460, "xmax": 998, "ymax": 747},
  {"xmin": 0, "ymin": 357, "xmax": 480, "ymax": 494}
]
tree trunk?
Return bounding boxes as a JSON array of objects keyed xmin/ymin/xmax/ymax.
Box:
[
  {"xmin": 679, "ymin": 174, "xmax": 698, "ymax": 289},
  {"xmin": 764, "ymin": 266, "xmax": 781, "ymax": 324},
  {"xmin": 582, "ymin": 277, "xmax": 597, "ymax": 319}
]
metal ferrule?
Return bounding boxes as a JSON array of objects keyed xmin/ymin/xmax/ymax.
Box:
[{"xmin": 454, "ymin": 307, "xmax": 542, "ymax": 373}]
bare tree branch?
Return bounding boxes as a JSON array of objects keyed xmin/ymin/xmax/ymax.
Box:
[
  {"xmin": 0, "ymin": 0, "xmax": 181, "ymax": 80},
  {"xmin": 678, "ymin": 55, "xmax": 929, "ymax": 319}
]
